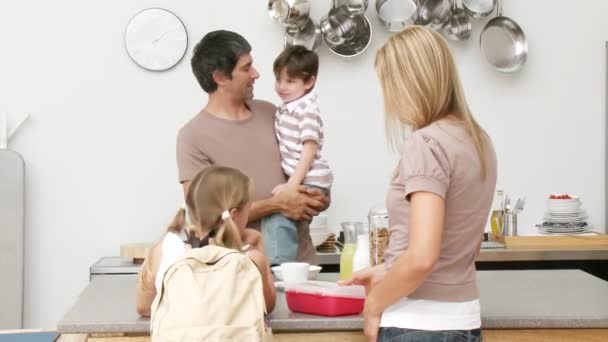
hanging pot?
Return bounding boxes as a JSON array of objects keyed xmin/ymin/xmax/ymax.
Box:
[
  {"xmin": 442, "ymin": 0, "xmax": 471, "ymax": 40},
  {"xmin": 375, "ymin": 0, "xmax": 418, "ymax": 32},
  {"xmin": 284, "ymin": 18, "xmax": 323, "ymax": 51},
  {"xmin": 320, "ymin": 5, "xmax": 357, "ymax": 45},
  {"xmin": 325, "ymin": 14, "xmax": 372, "ymax": 58},
  {"xmin": 414, "ymin": 0, "xmax": 453, "ymax": 30},
  {"xmin": 268, "ymin": 0, "xmax": 311, "ymax": 29},
  {"xmin": 332, "ymin": 0, "xmax": 369, "ymax": 15},
  {"xmin": 462, "ymin": 0, "xmax": 496, "ymax": 19}
]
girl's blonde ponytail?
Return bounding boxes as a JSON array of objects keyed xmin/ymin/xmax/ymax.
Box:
[
  {"xmin": 214, "ymin": 215, "xmax": 243, "ymax": 251},
  {"xmin": 167, "ymin": 208, "xmax": 186, "ymax": 234}
]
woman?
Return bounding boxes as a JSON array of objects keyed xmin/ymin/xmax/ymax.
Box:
[
  {"xmin": 136, "ymin": 166, "xmax": 276, "ymax": 317},
  {"xmin": 342, "ymin": 26, "xmax": 497, "ymax": 342}
]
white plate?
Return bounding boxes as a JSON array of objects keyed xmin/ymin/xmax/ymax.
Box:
[
  {"xmin": 538, "ymin": 229, "xmax": 594, "ymax": 235},
  {"xmin": 544, "ymin": 209, "xmax": 586, "ymax": 216},
  {"xmin": 542, "ymin": 217, "xmax": 588, "ymax": 223}
]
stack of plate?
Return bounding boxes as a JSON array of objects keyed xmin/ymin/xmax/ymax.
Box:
[{"xmin": 539, "ymin": 196, "xmax": 592, "ymax": 234}]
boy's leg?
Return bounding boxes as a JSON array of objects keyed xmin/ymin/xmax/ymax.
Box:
[{"xmin": 262, "ymin": 213, "xmax": 299, "ymax": 264}]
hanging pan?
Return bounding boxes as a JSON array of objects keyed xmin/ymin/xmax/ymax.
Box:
[{"xmin": 479, "ymin": 0, "xmax": 527, "ymax": 72}]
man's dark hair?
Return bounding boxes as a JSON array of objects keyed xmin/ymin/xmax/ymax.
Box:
[
  {"xmin": 191, "ymin": 30, "xmax": 252, "ymax": 93},
  {"xmin": 273, "ymin": 45, "xmax": 319, "ymax": 82}
]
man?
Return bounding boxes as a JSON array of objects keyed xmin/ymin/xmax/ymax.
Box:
[{"xmin": 176, "ymin": 30, "xmax": 329, "ymax": 264}]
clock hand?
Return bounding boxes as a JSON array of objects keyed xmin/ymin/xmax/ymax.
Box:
[{"xmin": 152, "ymin": 28, "xmax": 179, "ymax": 45}]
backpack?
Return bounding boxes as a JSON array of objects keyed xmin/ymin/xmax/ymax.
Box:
[{"xmin": 150, "ymin": 245, "xmax": 273, "ymax": 342}]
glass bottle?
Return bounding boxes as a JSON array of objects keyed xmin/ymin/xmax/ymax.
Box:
[
  {"xmin": 352, "ymin": 222, "xmax": 370, "ymax": 272},
  {"xmin": 339, "ymin": 222, "xmax": 357, "ymax": 280},
  {"xmin": 490, "ymin": 190, "xmax": 505, "ymax": 237},
  {"xmin": 368, "ymin": 206, "xmax": 390, "ymax": 266}
]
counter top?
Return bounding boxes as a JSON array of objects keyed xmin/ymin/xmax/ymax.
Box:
[
  {"xmin": 91, "ymin": 246, "xmax": 608, "ymax": 276},
  {"xmin": 59, "ymin": 270, "xmax": 608, "ymax": 334}
]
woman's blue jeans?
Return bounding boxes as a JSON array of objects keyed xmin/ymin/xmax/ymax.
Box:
[{"xmin": 378, "ymin": 327, "xmax": 482, "ymax": 342}]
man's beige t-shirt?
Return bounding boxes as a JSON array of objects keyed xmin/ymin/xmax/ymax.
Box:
[{"xmin": 176, "ymin": 100, "xmax": 317, "ymax": 263}]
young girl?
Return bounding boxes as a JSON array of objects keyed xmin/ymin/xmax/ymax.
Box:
[{"xmin": 136, "ymin": 166, "xmax": 276, "ymax": 316}]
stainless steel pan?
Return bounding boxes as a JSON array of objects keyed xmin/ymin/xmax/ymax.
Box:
[
  {"xmin": 463, "ymin": 0, "xmax": 496, "ymax": 19},
  {"xmin": 442, "ymin": 0, "xmax": 471, "ymax": 40},
  {"xmin": 376, "ymin": 0, "xmax": 418, "ymax": 32},
  {"xmin": 479, "ymin": 0, "xmax": 527, "ymax": 72},
  {"xmin": 332, "ymin": 0, "xmax": 369, "ymax": 15},
  {"xmin": 268, "ymin": 0, "xmax": 311, "ymax": 29},
  {"xmin": 285, "ymin": 17, "xmax": 322, "ymax": 51},
  {"xmin": 320, "ymin": 6, "xmax": 356, "ymax": 45},
  {"xmin": 415, "ymin": 0, "xmax": 453, "ymax": 30},
  {"xmin": 325, "ymin": 14, "xmax": 372, "ymax": 58}
]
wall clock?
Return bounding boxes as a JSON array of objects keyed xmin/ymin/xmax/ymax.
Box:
[{"xmin": 125, "ymin": 8, "xmax": 188, "ymax": 71}]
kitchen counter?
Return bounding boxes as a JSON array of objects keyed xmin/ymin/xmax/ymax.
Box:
[
  {"xmin": 58, "ymin": 270, "xmax": 608, "ymax": 341},
  {"xmin": 91, "ymin": 245, "xmax": 608, "ymax": 284},
  {"xmin": 91, "ymin": 245, "xmax": 608, "ymax": 275}
]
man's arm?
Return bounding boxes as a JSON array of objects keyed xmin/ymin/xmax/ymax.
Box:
[{"xmin": 249, "ymin": 186, "xmax": 329, "ymax": 222}]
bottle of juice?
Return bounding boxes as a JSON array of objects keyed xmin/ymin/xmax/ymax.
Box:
[
  {"xmin": 339, "ymin": 222, "xmax": 358, "ymax": 280},
  {"xmin": 339, "ymin": 243, "xmax": 356, "ymax": 280},
  {"xmin": 490, "ymin": 190, "xmax": 505, "ymax": 237}
]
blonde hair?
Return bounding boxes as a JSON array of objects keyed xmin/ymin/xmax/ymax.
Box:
[
  {"xmin": 168, "ymin": 166, "xmax": 252, "ymax": 250},
  {"xmin": 375, "ymin": 26, "xmax": 489, "ymax": 177}
]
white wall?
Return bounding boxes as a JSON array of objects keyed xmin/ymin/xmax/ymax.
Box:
[{"xmin": 1, "ymin": 0, "xmax": 606, "ymax": 328}]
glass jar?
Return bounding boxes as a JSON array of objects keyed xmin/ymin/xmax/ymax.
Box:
[{"xmin": 368, "ymin": 206, "xmax": 390, "ymax": 266}]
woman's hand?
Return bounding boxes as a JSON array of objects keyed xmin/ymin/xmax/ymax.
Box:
[
  {"xmin": 339, "ymin": 264, "xmax": 386, "ymax": 342},
  {"xmin": 338, "ymin": 263, "xmax": 386, "ymax": 295}
]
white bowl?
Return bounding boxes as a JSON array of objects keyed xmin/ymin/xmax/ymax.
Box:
[
  {"xmin": 546, "ymin": 196, "xmax": 580, "ymax": 204},
  {"xmin": 272, "ymin": 265, "xmax": 322, "ymax": 281},
  {"xmin": 310, "ymin": 232, "xmax": 330, "ymax": 246}
]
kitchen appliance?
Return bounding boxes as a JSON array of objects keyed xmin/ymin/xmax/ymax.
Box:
[
  {"xmin": 0, "ymin": 113, "xmax": 28, "ymax": 329},
  {"xmin": 285, "ymin": 281, "xmax": 365, "ymax": 316},
  {"xmin": 479, "ymin": 0, "xmax": 527, "ymax": 73}
]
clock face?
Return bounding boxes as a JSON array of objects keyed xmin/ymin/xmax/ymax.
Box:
[{"xmin": 125, "ymin": 8, "xmax": 188, "ymax": 71}]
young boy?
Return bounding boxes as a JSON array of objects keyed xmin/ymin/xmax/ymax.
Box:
[{"xmin": 262, "ymin": 46, "xmax": 333, "ymax": 265}]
